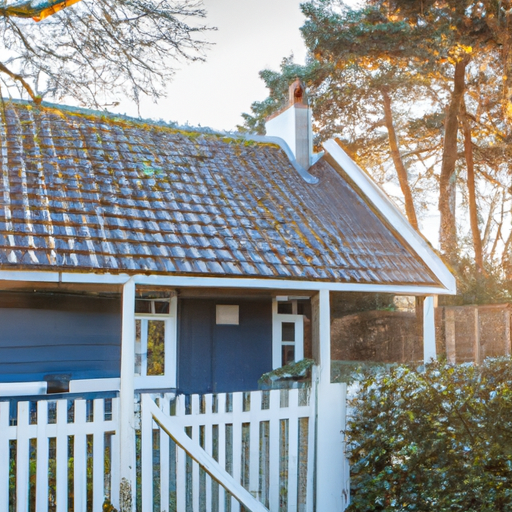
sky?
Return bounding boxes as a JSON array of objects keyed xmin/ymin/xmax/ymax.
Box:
[{"xmin": 113, "ymin": 0, "xmax": 308, "ymax": 131}]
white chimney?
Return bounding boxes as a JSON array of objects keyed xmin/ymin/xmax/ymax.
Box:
[{"xmin": 265, "ymin": 78, "xmax": 314, "ymax": 170}]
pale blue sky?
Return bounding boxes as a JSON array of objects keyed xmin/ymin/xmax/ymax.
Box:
[{"xmin": 114, "ymin": 0, "xmax": 308, "ymax": 130}]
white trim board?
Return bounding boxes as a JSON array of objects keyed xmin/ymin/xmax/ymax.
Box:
[
  {"xmin": 323, "ymin": 139, "xmax": 456, "ymax": 295},
  {"xmin": 0, "ymin": 381, "xmax": 47, "ymax": 397},
  {"xmin": 0, "ymin": 378, "xmax": 120, "ymax": 397},
  {"xmin": 0, "ymin": 270, "xmax": 451, "ymax": 294}
]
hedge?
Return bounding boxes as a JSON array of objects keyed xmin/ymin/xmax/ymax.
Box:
[{"xmin": 346, "ymin": 358, "xmax": 512, "ymax": 511}]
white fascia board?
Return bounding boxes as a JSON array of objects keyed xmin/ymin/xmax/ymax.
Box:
[
  {"xmin": 113, "ymin": 274, "xmax": 450, "ymax": 295},
  {"xmin": 61, "ymin": 272, "xmax": 129, "ymax": 284},
  {"xmin": 0, "ymin": 270, "xmax": 130, "ymax": 284},
  {"xmin": 323, "ymin": 139, "xmax": 456, "ymax": 294},
  {"xmin": 0, "ymin": 271, "xmax": 450, "ymax": 295},
  {"xmin": 0, "ymin": 270, "xmax": 60, "ymax": 282}
]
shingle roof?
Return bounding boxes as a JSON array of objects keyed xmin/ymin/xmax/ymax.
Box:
[{"xmin": 0, "ymin": 100, "xmax": 441, "ymax": 286}]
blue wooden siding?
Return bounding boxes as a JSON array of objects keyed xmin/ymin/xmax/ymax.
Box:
[
  {"xmin": 0, "ymin": 293, "xmax": 121, "ymax": 383},
  {"xmin": 178, "ymin": 299, "xmax": 272, "ymax": 394}
]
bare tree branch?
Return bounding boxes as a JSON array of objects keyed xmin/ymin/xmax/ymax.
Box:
[{"xmin": 0, "ymin": 0, "xmax": 213, "ymax": 108}]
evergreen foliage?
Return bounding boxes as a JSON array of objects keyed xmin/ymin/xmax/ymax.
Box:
[
  {"xmin": 242, "ymin": 0, "xmax": 512, "ymax": 292},
  {"xmin": 347, "ymin": 359, "xmax": 512, "ymax": 511}
]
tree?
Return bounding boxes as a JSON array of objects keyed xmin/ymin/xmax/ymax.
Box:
[
  {"xmin": 0, "ymin": 0, "xmax": 211, "ymax": 108},
  {"xmin": 243, "ymin": 0, "xmax": 512, "ymax": 285}
]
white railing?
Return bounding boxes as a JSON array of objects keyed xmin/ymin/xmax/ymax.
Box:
[
  {"xmin": 142, "ymin": 387, "xmax": 316, "ymax": 512},
  {"xmin": 0, "ymin": 395, "xmax": 119, "ymax": 512}
]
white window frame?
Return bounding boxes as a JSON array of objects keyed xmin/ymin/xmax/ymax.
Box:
[
  {"xmin": 272, "ymin": 298, "xmax": 304, "ymax": 369},
  {"xmin": 134, "ymin": 296, "xmax": 177, "ymax": 389}
]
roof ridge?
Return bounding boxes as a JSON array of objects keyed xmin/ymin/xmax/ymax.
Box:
[{"xmin": 0, "ymin": 97, "xmax": 237, "ymax": 139}]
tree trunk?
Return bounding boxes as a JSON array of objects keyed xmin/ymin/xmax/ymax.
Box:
[
  {"xmin": 381, "ymin": 88, "xmax": 419, "ymax": 230},
  {"xmin": 462, "ymin": 102, "xmax": 484, "ymax": 274},
  {"xmin": 439, "ymin": 58, "xmax": 468, "ymax": 265}
]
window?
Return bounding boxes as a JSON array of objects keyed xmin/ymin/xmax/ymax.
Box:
[
  {"xmin": 272, "ymin": 298, "xmax": 305, "ymax": 369},
  {"xmin": 134, "ymin": 297, "xmax": 177, "ymax": 389}
]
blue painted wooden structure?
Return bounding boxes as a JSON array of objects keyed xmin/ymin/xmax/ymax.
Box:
[
  {"xmin": 178, "ymin": 299, "xmax": 272, "ymax": 394},
  {"xmin": 0, "ymin": 293, "xmax": 121, "ymax": 383}
]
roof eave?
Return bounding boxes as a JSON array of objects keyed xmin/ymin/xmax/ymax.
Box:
[{"xmin": 0, "ymin": 269, "xmax": 452, "ymax": 295}]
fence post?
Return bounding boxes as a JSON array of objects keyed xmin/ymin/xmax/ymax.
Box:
[
  {"xmin": 313, "ymin": 290, "xmax": 347, "ymax": 511},
  {"xmin": 473, "ymin": 306, "xmax": 481, "ymax": 364},
  {"xmin": 505, "ymin": 307, "xmax": 511, "ymax": 356},
  {"xmin": 423, "ymin": 296, "xmax": 437, "ymax": 363},
  {"xmin": 118, "ymin": 277, "xmax": 136, "ymax": 511}
]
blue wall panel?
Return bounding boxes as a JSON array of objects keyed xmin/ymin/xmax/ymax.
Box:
[
  {"xmin": 178, "ymin": 298, "xmax": 272, "ymax": 394},
  {"xmin": 0, "ymin": 293, "xmax": 122, "ymax": 383}
]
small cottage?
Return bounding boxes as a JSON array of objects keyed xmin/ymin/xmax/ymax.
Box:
[{"xmin": 0, "ymin": 82, "xmax": 454, "ymax": 511}]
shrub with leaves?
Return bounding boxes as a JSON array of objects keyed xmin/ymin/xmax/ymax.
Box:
[{"xmin": 346, "ymin": 359, "xmax": 512, "ymax": 511}]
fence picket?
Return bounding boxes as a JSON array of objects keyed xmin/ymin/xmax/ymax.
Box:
[
  {"xmin": 74, "ymin": 399, "xmax": 87, "ymax": 512},
  {"xmin": 93, "ymin": 399, "xmax": 105, "ymax": 511},
  {"xmin": 288, "ymin": 390, "xmax": 300, "ymax": 512},
  {"xmin": 204, "ymin": 394, "xmax": 214, "ymax": 512},
  {"xmin": 36, "ymin": 400, "xmax": 49, "ymax": 512},
  {"xmin": 176, "ymin": 442, "xmax": 187, "ymax": 512},
  {"xmin": 231, "ymin": 393, "xmax": 243, "ymax": 512},
  {"xmin": 16, "ymin": 401, "xmax": 30, "ymax": 512},
  {"xmin": 55, "ymin": 400, "xmax": 68, "ymax": 512},
  {"xmin": 268, "ymin": 390, "xmax": 280, "ymax": 511},
  {"xmin": 217, "ymin": 396, "xmax": 227, "ymax": 512},
  {"xmin": 0, "ymin": 402, "xmax": 10, "ymax": 512},
  {"xmin": 160, "ymin": 423, "xmax": 170, "ymax": 512},
  {"xmin": 141, "ymin": 396, "xmax": 154, "ymax": 512},
  {"xmin": 110, "ymin": 398, "xmax": 120, "ymax": 508},
  {"xmin": 249, "ymin": 391, "xmax": 261, "ymax": 502}
]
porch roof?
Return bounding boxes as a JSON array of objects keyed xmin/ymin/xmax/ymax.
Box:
[{"xmin": 0, "ymin": 100, "xmax": 443, "ymax": 288}]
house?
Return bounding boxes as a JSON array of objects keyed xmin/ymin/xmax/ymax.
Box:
[{"xmin": 0, "ymin": 81, "xmax": 455, "ymax": 512}]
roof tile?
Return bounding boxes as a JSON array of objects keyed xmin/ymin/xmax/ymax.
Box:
[{"xmin": 0, "ymin": 101, "xmax": 441, "ymax": 287}]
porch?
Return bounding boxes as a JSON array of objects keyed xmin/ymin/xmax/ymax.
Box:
[{"xmin": 0, "ymin": 274, "xmax": 441, "ymax": 512}]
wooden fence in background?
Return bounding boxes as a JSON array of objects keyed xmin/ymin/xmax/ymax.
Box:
[{"xmin": 436, "ymin": 304, "xmax": 511, "ymax": 363}]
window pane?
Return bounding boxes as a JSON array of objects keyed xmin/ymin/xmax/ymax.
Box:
[
  {"xmin": 282, "ymin": 345, "xmax": 295, "ymax": 366},
  {"xmin": 135, "ymin": 300, "xmax": 152, "ymax": 314},
  {"xmin": 147, "ymin": 320, "xmax": 165, "ymax": 376},
  {"xmin": 282, "ymin": 322, "xmax": 295, "ymax": 342},
  {"xmin": 278, "ymin": 302, "xmax": 293, "ymax": 315},
  {"xmin": 154, "ymin": 301, "xmax": 170, "ymax": 314},
  {"xmin": 135, "ymin": 320, "xmax": 142, "ymax": 375}
]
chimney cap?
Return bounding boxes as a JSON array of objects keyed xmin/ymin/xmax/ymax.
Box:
[{"xmin": 288, "ymin": 77, "xmax": 307, "ymax": 106}]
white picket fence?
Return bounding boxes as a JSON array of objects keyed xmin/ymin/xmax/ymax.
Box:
[
  {"xmin": 141, "ymin": 387, "xmax": 316, "ymax": 512},
  {"xmin": 0, "ymin": 395, "xmax": 119, "ymax": 512},
  {"xmin": 1, "ymin": 388, "xmax": 316, "ymax": 512}
]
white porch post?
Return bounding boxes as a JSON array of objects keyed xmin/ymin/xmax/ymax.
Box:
[
  {"xmin": 118, "ymin": 278, "xmax": 136, "ymax": 511},
  {"xmin": 314, "ymin": 289, "xmax": 348, "ymax": 511},
  {"xmin": 423, "ymin": 295, "xmax": 437, "ymax": 363}
]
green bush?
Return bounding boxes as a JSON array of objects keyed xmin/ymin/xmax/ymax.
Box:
[{"xmin": 346, "ymin": 359, "xmax": 512, "ymax": 511}]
